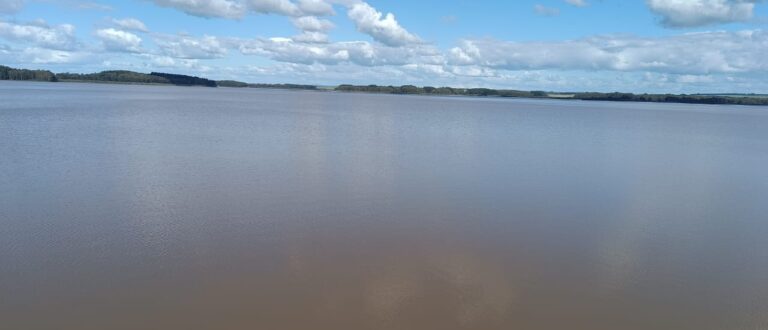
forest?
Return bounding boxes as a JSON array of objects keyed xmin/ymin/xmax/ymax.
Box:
[
  {"xmin": 150, "ymin": 72, "xmax": 217, "ymax": 87},
  {"xmin": 58, "ymin": 70, "xmax": 215, "ymax": 87},
  {"xmin": 57, "ymin": 71, "xmax": 171, "ymax": 84},
  {"xmin": 0, "ymin": 65, "xmax": 57, "ymax": 82},
  {"xmin": 3, "ymin": 67, "xmax": 215, "ymax": 87}
]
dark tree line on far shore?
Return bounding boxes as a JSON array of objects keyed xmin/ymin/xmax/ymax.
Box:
[
  {"xmin": 217, "ymin": 80, "xmax": 318, "ymax": 90},
  {"xmin": 336, "ymin": 84, "xmax": 547, "ymax": 98},
  {"xmin": 0, "ymin": 65, "xmax": 57, "ymax": 82},
  {"xmin": 574, "ymin": 92, "xmax": 768, "ymax": 105},
  {"xmin": 57, "ymin": 71, "xmax": 170, "ymax": 84},
  {"xmin": 150, "ymin": 72, "xmax": 217, "ymax": 87},
  {"xmin": 3, "ymin": 66, "xmax": 215, "ymax": 87},
  {"xmin": 334, "ymin": 84, "xmax": 768, "ymax": 106},
  {"xmin": 59, "ymin": 70, "xmax": 215, "ymax": 87}
]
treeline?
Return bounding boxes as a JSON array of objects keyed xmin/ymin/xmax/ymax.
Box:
[
  {"xmin": 217, "ymin": 80, "xmax": 249, "ymax": 88},
  {"xmin": 58, "ymin": 71, "xmax": 170, "ymax": 84},
  {"xmin": 573, "ymin": 92, "xmax": 768, "ymax": 106},
  {"xmin": 335, "ymin": 84, "xmax": 768, "ymax": 106},
  {"xmin": 249, "ymin": 83, "xmax": 318, "ymax": 90},
  {"xmin": 336, "ymin": 84, "xmax": 547, "ymax": 97},
  {"xmin": 150, "ymin": 72, "xmax": 216, "ymax": 87},
  {"xmin": 0, "ymin": 65, "xmax": 57, "ymax": 82},
  {"xmin": 48, "ymin": 69, "xmax": 217, "ymax": 87},
  {"xmin": 2, "ymin": 65, "xmax": 215, "ymax": 87},
  {"xmin": 217, "ymin": 81, "xmax": 318, "ymax": 90}
]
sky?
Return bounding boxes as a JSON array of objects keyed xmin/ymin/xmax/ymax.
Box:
[{"xmin": 1, "ymin": 0, "xmax": 767, "ymax": 93}]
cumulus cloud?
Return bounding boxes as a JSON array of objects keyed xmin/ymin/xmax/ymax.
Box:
[
  {"xmin": 21, "ymin": 47, "xmax": 83, "ymax": 64},
  {"xmin": 346, "ymin": 2, "xmax": 421, "ymax": 47},
  {"xmin": 247, "ymin": 0, "xmax": 301, "ymax": 15},
  {"xmin": 235, "ymin": 36, "xmax": 441, "ymax": 66},
  {"xmin": 149, "ymin": 0, "xmax": 335, "ymax": 18},
  {"xmin": 675, "ymin": 74, "xmax": 716, "ymax": 83},
  {"xmin": 0, "ymin": 20, "xmax": 77, "ymax": 50},
  {"xmin": 144, "ymin": 54, "xmax": 209, "ymax": 71},
  {"xmin": 146, "ymin": 1, "xmax": 421, "ymax": 47},
  {"xmin": 0, "ymin": 0, "xmax": 24, "ymax": 14},
  {"xmin": 156, "ymin": 34, "xmax": 228, "ymax": 59},
  {"xmin": 448, "ymin": 30, "xmax": 768, "ymax": 74},
  {"xmin": 95, "ymin": 28, "xmax": 142, "ymax": 52},
  {"xmin": 150, "ymin": 0, "xmax": 246, "ymax": 19},
  {"xmin": 111, "ymin": 18, "xmax": 149, "ymax": 32},
  {"xmin": 647, "ymin": 0, "xmax": 763, "ymax": 27},
  {"xmin": 291, "ymin": 16, "xmax": 334, "ymax": 31},
  {"xmin": 295, "ymin": 0, "xmax": 334, "ymax": 16},
  {"xmin": 248, "ymin": 0, "xmax": 334, "ymax": 16},
  {"xmin": 292, "ymin": 31, "xmax": 329, "ymax": 43}
]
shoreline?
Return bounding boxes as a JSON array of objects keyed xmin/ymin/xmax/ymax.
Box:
[
  {"xmin": 3, "ymin": 78, "xmax": 767, "ymax": 107},
  {"xmin": 0, "ymin": 67, "xmax": 768, "ymax": 106}
]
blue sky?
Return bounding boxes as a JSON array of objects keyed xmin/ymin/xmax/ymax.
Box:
[{"xmin": 1, "ymin": 0, "xmax": 767, "ymax": 93}]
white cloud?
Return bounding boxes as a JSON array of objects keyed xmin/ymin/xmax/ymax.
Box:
[
  {"xmin": 144, "ymin": 54, "xmax": 208, "ymax": 71},
  {"xmin": 565, "ymin": 0, "xmax": 588, "ymax": 7},
  {"xmin": 448, "ymin": 30, "xmax": 768, "ymax": 74},
  {"xmin": 235, "ymin": 37, "xmax": 441, "ymax": 66},
  {"xmin": 95, "ymin": 28, "xmax": 142, "ymax": 52},
  {"xmin": 675, "ymin": 74, "xmax": 715, "ymax": 83},
  {"xmin": 295, "ymin": 0, "xmax": 334, "ymax": 16},
  {"xmin": 0, "ymin": 0, "xmax": 24, "ymax": 14},
  {"xmin": 0, "ymin": 20, "xmax": 77, "ymax": 50},
  {"xmin": 291, "ymin": 16, "xmax": 334, "ymax": 32},
  {"xmin": 534, "ymin": 4, "xmax": 560, "ymax": 16},
  {"xmin": 46, "ymin": 0, "xmax": 113, "ymax": 11},
  {"xmin": 292, "ymin": 31, "xmax": 329, "ymax": 43},
  {"xmin": 164, "ymin": 26, "xmax": 768, "ymax": 93},
  {"xmin": 156, "ymin": 34, "xmax": 228, "ymax": 59},
  {"xmin": 145, "ymin": 1, "xmax": 422, "ymax": 47},
  {"xmin": 247, "ymin": 0, "xmax": 300, "ymax": 15},
  {"xmin": 449, "ymin": 65, "xmax": 498, "ymax": 78},
  {"xmin": 247, "ymin": 0, "xmax": 334, "ymax": 16},
  {"xmin": 237, "ymin": 37, "xmax": 353, "ymax": 64},
  {"xmin": 346, "ymin": 2, "xmax": 421, "ymax": 47},
  {"xmin": 148, "ymin": 0, "xmax": 335, "ymax": 18},
  {"xmin": 111, "ymin": 18, "xmax": 149, "ymax": 33},
  {"xmin": 647, "ymin": 0, "xmax": 763, "ymax": 27},
  {"xmin": 21, "ymin": 47, "xmax": 82, "ymax": 64},
  {"xmin": 150, "ymin": 0, "xmax": 246, "ymax": 19}
]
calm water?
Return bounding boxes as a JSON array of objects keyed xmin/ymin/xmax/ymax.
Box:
[{"xmin": 1, "ymin": 81, "xmax": 767, "ymax": 330}]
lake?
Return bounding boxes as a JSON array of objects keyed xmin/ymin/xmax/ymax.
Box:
[{"xmin": 1, "ymin": 81, "xmax": 767, "ymax": 330}]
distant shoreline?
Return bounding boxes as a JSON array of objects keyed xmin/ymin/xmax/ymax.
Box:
[{"xmin": 2, "ymin": 65, "xmax": 767, "ymax": 106}]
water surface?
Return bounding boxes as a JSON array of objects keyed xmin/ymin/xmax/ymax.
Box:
[{"xmin": 1, "ymin": 81, "xmax": 767, "ymax": 329}]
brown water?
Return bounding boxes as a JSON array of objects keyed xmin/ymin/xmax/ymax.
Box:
[{"xmin": 1, "ymin": 81, "xmax": 767, "ymax": 330}]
